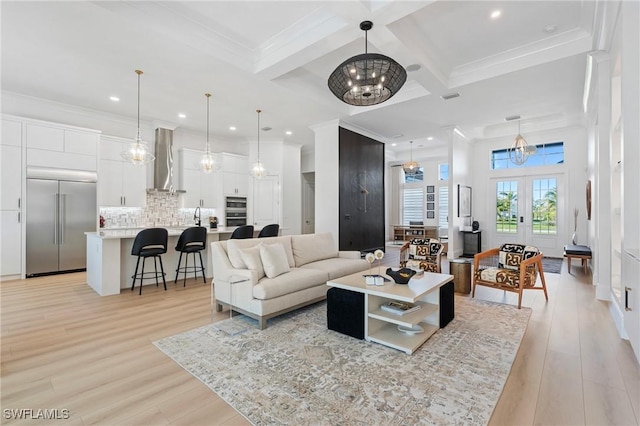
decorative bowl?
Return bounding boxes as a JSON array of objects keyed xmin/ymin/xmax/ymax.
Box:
[{"xmin": 385, "ymin": 267, "xmax": 416, "ymax": 284}]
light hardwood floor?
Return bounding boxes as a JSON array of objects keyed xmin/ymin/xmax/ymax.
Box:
[{"xmin": 2, "ymin": 250, "xmax": 638, "ymax": 425}]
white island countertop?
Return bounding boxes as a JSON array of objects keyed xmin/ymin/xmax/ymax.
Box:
[
  {"xmin": 86, "ymin": 225, "xmax": 274, "ymax": 296},
  {"xmin": 87, "ymin": 226, "xmax": 247, "ymax": 239}
]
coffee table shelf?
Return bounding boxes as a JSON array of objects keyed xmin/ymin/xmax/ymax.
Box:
[
  {"xmin": 368, "ymin": 322, "xmax": 439, "ymax": 354},
  {"xmin": 368, "ymin": 301, "xmax": 438, "ymax": 327}
]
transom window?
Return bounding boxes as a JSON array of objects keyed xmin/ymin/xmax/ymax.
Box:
[{"xmin": 491, "ymin": 142, "xmax": 564, "ymax": 170}]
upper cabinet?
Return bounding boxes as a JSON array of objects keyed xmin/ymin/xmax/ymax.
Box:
[
  {"xmin": 178, "ymin": 149, "xmax": 221, "ymax": 208},
  {"xmin": 221, "ymin": 153, "xmax": 248, "ymax": 196},
  {"xmin": 25, "ymin": 122, "xmax": 99, "ymax": 171},
  {"xmin": 99, "ymin": 135, "xmax": 147, "ymax": 207}
]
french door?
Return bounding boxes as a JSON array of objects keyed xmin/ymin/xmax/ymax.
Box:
[{"xmin": 490, "ymin": 174, "xmax": 564, "ymax": 257}]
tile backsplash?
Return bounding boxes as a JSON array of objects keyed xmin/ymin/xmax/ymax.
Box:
[{"xmin": 100, "ymin": 193, "xmax": 217, "ymax": 228}]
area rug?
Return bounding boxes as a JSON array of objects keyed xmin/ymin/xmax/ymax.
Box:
[
  {"xmin": 542, "ymin": 256, "xmax": 564, "ymax": 274},
  {"xmin": 154, "ymin": 297, "xmax": 531, "ymax": 425}
]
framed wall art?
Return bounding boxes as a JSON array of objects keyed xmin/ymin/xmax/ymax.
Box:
[
  {"xmin": 426, "ymin": 193, "xmax": 435, "ymax": 202},
  {"xmin": 426, "ymin": 185, "xmax": 435, "ymax": 193},
  {"xmin": 458, "ymin": 185, "xmax": 472, "ymax": 217},
  {"xmin": 427, "ymin": 211, "xmax": 435, "ymax": 219},
  {"xmin": 427, "ymin": 202, "xmax": 435, "ymax": 210}
]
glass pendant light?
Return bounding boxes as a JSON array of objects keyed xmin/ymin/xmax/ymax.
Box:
[
  {"xmin": 121, "ymin": 70, "xmax": 155, "ymax": 165},
  {"xmin": 200, "ymin": 93, "xmax": 218, "ymax": 174},
  {"xmin": 509, "ymin": 119, "xmax": 536, "ymax": 165},
  {"xmin": 251, "ymin": 109, "xmax": 266, "ymax": 179},
  {"xmin": 402, "ymin": 141, "xmax": 419, "ymax": 175}
]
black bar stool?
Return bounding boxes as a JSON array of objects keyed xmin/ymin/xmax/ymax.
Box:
[
  {"xmin": 174, "ymin": 226, "xmax": 207, "ymax": 286},
  {"xmin": 130, "ymin": 228, "xmax": 168, "ymax": 295},
  {"xmin": 230, "ymin": 225, "xmax": 254, "ymax": 239},
  {"xmin": 258, "ymin": 224, "xmax": 279, "ymax": 238}
]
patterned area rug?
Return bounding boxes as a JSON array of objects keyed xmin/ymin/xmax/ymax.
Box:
[{"xmin": 154, "ymin": 297, "xmax": 530, "ymax": 425}]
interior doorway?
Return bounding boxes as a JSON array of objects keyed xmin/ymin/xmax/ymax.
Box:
[{"xmin": 302, "ymin": 172, "xmax": 315, "ymax": 234}]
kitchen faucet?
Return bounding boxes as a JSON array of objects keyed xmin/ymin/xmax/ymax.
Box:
[{"xmin": 194, "ymin": 206, "xmax": 201, "ymax": 226}]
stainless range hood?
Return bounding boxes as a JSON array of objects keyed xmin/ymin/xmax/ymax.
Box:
[{"xmin": 147, "ymin": 128, "xmax": 185, "ymax": 194}]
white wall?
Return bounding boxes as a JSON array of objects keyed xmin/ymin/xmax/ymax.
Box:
[
  {"xmin": 311, "ymin": 120, "xmax": 340, "ymax": 246},
  {"xmin": 449, "ymin": 128, "xmax": 472, "ymax": 258},
  {"xmin": 282, "ymin": 143, "xmax": 302, "ymax": 235}
]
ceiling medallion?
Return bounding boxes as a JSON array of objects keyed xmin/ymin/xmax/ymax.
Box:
[{"xmin": 328, "ymin": 21, "xmax": 407, "ymax": 106}]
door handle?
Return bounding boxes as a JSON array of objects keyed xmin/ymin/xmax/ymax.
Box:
[
  {"xmin": 60, "ymin": 194, "xmax": 66, "ymax": 245},
  {"xmin": 54, "ymin": 194, "xmax": 59, "ymax": 245},
  {"xmin": 519, "ymin": 216, "xmax": 524, "ymax": 223},
  {"xmin": 625, "ymin": 287, "xmax": 632, "ymax": 311}
]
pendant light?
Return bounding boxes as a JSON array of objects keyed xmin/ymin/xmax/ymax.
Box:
[
  {"xmin": 121, "ymin": 70, "xmax": 155, "ymax": 165},
  {"xmin": 402, "ymin": 141, "xmax": 419, "ymax": 175},
  {"xmin": 200, "ymin": 93, "xmax": 218, "ymax": 174},
  {"xmin": 251, "ymin": 109, "xmax": 266, "ymax": 179},
  {"xmin": 328, "ymin": 21, "xmax": 407, "ymax": 106},
  {"xmin": 509, "ymin": 119, "xmax": 536, "ymax": 165}
]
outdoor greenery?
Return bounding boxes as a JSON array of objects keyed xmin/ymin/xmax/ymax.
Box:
[{"xmin": 496, "ymin": 188, "xmax": 557, "ymax": 234}]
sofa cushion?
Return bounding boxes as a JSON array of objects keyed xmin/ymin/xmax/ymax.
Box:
[
  {"xmin": 301, "ymin": 258, "xmax": 369, "ymax": 280},
  {"xmin": 253, "ymin": 268, "xmax": 329, "ymax": 300},
  {"xmin": 227, "ymin": 236, "xmax": 294, "ymax": 269},
  {"xmin": 239, "ymin": 245, "xmax": 265, "ymax": 280},
  {"xmin": 260, "ymin": 243, "xmax": 291, "ymax": 278},
  {"xmin": 291, "ymin": 233, "xmax": 337, "ymax": 267}
]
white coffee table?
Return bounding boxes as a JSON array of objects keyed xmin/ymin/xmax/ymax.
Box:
[{"xmin": 327, "ymin": 270, "xmax": 453, "ymax": 354}]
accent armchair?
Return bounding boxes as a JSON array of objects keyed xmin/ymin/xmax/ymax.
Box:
[
  {"xmin": 472, "ymin": 243, "xmax": 548, "ymax": 309},
  {"xmin": 399, "ymin": 238, "xmax": 444, "ymax": 273}
]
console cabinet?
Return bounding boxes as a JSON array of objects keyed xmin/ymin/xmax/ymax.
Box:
[{"xmin": 392, "ymin": 225, "xmax": 437, "ymax": 243}]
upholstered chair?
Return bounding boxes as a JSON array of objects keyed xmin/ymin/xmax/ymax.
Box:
[
  {"xmin": 399, "ymin": 238, "xmax": 444, "ymax": 273},
  {"xmin": 472, "ymin": 243, "xmax": 548, "ymax": 309}
]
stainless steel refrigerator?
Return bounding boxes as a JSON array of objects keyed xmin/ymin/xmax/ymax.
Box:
[{"xmin": 26, "ymin": 168, "xmax": 97, "ymax": 277}]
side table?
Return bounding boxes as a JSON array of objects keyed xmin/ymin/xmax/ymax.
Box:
[{"xmin": 449, "ymin": 258, "xmax": 472, "ymax": 294}]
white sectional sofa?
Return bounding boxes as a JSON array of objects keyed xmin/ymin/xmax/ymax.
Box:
[{"xmin": 210, "ymin": 232, "xmax": 369, "ymax": 329}]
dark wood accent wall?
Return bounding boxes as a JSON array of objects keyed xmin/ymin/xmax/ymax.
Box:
[{"xmin": 338, "ymin": 127, "xmax": 385, "ymax": 252}]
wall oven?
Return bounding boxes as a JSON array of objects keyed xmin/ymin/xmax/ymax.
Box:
[{"xmin": 225, "ymin": 196, "xmax": 247, "ymax": 227}]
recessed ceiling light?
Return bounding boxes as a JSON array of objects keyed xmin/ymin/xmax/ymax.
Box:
[
  {"xmin": 229, "ymin": 126, "xmax": 236, "ymax": 131},
  {"xmin": 178, "ymin": 113, "xmax": 186, "ymax": 118},
  {"xmin": 391, "ymin": 143, "xmax": 397, "ymax": 147},
  {"xmin": 109, "ymin": 96, "xmax": 119, "ymax": 102},
  {"xmin": 427, "ymin": 137, "xmax": 433, "ymax": 141},
  {"xmin": 391, "ymin": 133, "xmax": 403, "ymax": 138},
  {"xmin": 285, "ymin": 131, "xmax": 292, "ymax": 135},
  {"xmin": 491, "ymin": 10, "xmax": 501, "ymax": 19}
]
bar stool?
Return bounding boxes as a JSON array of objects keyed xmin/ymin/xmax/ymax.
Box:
[
  {"xmin": 174, "ymin": 226, "xmax": 207, "ymax": 286},
  {"xmin": 257, "ymin": 224, "xmax": 279, "ymax": 238},
  {"xmin": 230, "ymin": 225, "xmax": 254, "ymax": 239},
  {"xmin": 130, "ymin": 228, "xmax": 168, "ymax": 295}
]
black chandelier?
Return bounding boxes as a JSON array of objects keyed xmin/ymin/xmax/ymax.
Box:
[{"xmin": 328, "ymin": 21, "xmax": 407, "ymax": 106}]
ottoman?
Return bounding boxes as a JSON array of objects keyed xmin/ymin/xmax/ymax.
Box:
[
  {"xmin": 327, "ymin": 287, "xmax": 364, "ymax": 339},
  {"xmin": 564, "ymin": 245, "xmax": 592, "ymax": 275}
]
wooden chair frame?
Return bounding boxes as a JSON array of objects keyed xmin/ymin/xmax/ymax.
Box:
[{"xmin": 472, "ymin": 247, "xmax": 548, "ymax": 309}]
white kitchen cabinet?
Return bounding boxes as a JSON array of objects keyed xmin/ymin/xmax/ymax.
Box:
[
  {"xmin": 1, "ymin": 118, "xmax": 23, "ymax": 278},
  {"xmin": 221, "ymin": 153, "xmax": 248, "ymax": 196},
  {"xmin": 178, "ymin": 149, "xmax": 221, "ymax": 208},
  {"xmin": 26, "ymin": 122, "xmax": 99, "ymax": 171},
  {"xmin": 99, "ymin": 136, "xmax": 147, "ymax": 207},
  {"xmin": 0, "ymin": 211, "xmax": 22, "ymax": 276}
]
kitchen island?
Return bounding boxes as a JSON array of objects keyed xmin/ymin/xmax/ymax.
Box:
[{"xmin": 86, "ymin": 226, "xmax": 262, "ymax": 296}]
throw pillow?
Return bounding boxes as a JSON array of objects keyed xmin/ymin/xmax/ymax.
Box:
[
  {"xmin": 260, "ymin": 243, "xmax": 291, "ymax": 278},
  {"xmin": 239, "ymin": 245, "xmax": 265, "ymax": 280}
]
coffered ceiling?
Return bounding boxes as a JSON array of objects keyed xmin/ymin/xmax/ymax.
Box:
[{"xmin": 1, "ymin": 1, "xmax": 600, "ymax": 153}]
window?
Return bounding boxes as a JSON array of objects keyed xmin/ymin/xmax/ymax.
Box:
[
  {"xmin": 403, "ymin": 168, "xmax": 424, "ymax": 183},
  {"xmin": 491, "ymin": 142, "xmax": 564, "ymax": 170},
  {"xmin": 438, "ymin": 186, "xmax": 448, "ymax": 228},
  {"xmin": 438, "ymin": 163, "xmax": 449, "ymax": 180},
  {"xmin": 496, "ymin": 181, "xmax": 518, "ymax": 233},
  {"xmin": 402, "ymin": 187, "xmax": 424, "ymax": 225},
  {"xmin": 532, "ymin": 178, "xmax": 557, "ymax": 234}
]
